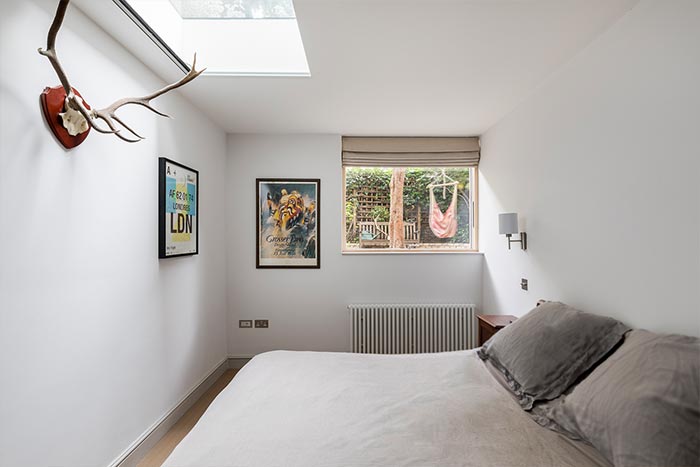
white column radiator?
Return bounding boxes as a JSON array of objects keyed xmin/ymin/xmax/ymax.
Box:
[{"xmin": 349, "ymin": 304, "xmax": 477, "ymax": 354}]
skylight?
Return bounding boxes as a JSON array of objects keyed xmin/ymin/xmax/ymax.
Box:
[
  {"xmin": 120, "ymin": 0, "xmax": 310, "ymax": 76},
  {"xmin": 169, "ymin": 0, "xmax": 295, "ymax": 19}
]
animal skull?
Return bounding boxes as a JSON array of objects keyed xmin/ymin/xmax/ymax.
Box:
[{"xmin": 59, "ymin": 96, "xmax": 89, "ymax": 136}]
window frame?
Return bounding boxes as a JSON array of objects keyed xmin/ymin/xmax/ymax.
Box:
[{"xmin": 341, "ymin": 166, "xmax": 479, "ymax": 254}]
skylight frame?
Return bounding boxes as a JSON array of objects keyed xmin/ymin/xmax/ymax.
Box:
[
  {"xmin": 113, "ymin": 0, "xmax": 191, "ymax": 74},
  {"xmin": 112, "ymin": 0, "xmax": 310, "ymax": 77}
]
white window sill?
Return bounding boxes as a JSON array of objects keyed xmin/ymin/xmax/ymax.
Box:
[{"xmin": 342, "ymin": 249, "xmax": 483, "ymax": 256}]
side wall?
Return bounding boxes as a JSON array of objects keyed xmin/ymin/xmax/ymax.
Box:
[
  {"xmin": 226, "ymin": 134, "xmax": 483, "ymax": 356},
  {"xmin": 0, "ymin": 1, "xmax": 228, "ymax": 465},
  {"xmin": 479, "ymin": 0, "xmax": 700, "ymax": 335}
]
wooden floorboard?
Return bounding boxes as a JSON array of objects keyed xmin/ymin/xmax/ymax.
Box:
[{"xmin": 138, "ymin": 369, "xmax": 238, "ymax": 467}]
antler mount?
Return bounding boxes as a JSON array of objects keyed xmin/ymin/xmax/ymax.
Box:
[{"xmin": 38, "ymin": 0, "xmax": 205, "ymax": 148}]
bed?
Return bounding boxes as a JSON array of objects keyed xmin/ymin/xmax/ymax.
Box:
[
  {"xmin": 164, "ymin": 301, "xmax": 699, "ymax": 467},
  {"xmin": 163, "ymin": 349, "xmax": 610, "ymax": 467}
]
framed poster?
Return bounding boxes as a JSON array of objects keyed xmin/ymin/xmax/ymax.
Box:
[
  {"xmin": 256, "ymin": 178, "xmax": 320, "ymax": 268},
  {"xmin": 159, "ymin": 157, "xmax": 199, "ymax": 258}
]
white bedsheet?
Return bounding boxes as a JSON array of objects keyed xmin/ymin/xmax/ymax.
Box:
[{"xmin": 164, "ymin": 350, "xmax": 610, "ymax": 467}]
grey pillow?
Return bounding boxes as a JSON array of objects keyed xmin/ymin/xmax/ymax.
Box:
[
  {"xmin": 532, "ymin": 330, "xmax": 700, "ymax": 467},
  {"xmin": 477, "ymin": 301, "xmax": 630, "ymax": 409}
]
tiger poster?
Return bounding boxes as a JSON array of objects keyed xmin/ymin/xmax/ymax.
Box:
[
  {"xmin": 256, "ymin": 179, "xmax": 320, "ymax": 268},
  {"xmin": 159, "ymin": 158, "xmax": 199, "ymax": 258}
]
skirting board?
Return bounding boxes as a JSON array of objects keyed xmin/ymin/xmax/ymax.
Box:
[
  {"xmin": 110, "ymin": 356, "xmax": 253, "ymax": 467},
  {"xmin": 228, "ymin": 354, "xmax": 254, "ymax": 369},
  {"xmin": 110, "ymin": 357, "xmax": 230, "ymax": 467}
]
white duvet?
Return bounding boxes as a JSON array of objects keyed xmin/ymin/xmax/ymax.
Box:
[{"xmin": 164, "ymin": 350, "xmax": 609, "ymax": 467}]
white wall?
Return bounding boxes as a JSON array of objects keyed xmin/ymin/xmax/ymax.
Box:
[
  {"xmin": 0, "ymin": 1, "xmax": 228, "ymax": 466},
  {"xmin": 479, "ymin": 0, "xmax": 700, "ymax": 336},
  {"xmin": 226, "ymin": 135, "xmax": 483, "ymax": 356}
]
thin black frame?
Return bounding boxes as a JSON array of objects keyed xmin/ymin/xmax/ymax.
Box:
[
  {"xmin": 256, "ymin": 178, "xmax": 321, "ymax": 269},
  {"xmin": 159, "ymin": 157, "xmax": 200, "ymax": 259},
  {"xmin": 113, "ymin": 0, "xmax": 190, "ymax": 73}
]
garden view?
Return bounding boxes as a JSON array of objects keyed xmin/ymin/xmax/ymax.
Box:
[{"xmin": 344, "ymin": 167, "xmax": 474, "ymax": 250}]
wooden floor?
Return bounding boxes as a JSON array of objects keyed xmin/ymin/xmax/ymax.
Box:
[{"xmin": 138, "ymin": 369, "xmax": 238, "ymax": 467}]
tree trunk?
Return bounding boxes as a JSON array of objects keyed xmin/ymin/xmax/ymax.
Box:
[{"xmin": 389, "ymin": 168, "xmax": 406, "ymax": 248}]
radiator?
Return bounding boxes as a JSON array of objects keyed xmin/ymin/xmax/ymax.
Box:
[{"xmin": 349, "ymin": 304, "xmax": 477, "ymax": 354}]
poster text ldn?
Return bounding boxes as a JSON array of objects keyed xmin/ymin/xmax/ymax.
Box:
[{"xmin": 170, "ymin": 213, "xmax": 193, "ymax": 234}]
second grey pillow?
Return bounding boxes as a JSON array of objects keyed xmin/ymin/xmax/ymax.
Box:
[{"xmin": 531, "ymin": 330, "xmax": 700, "ymax": 467}]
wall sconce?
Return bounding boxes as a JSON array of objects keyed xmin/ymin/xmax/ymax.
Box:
[{"xmin": 499, "ymin": 213, "xmax": 527, "ymax": 250}]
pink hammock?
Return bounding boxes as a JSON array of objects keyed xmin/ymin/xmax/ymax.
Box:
[{"xmin": 429, "ymin": 185, "xmax": 458, "ymax": 238}]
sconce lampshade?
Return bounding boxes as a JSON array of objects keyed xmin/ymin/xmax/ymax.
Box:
[{"xmin": 499, "ymin": 213, "xmax": 519, "ymax": 235}]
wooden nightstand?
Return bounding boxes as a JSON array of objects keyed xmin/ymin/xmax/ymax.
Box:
[{"xmin": 477, "ymin": 314, "xmax": 518, "ymax": 347}]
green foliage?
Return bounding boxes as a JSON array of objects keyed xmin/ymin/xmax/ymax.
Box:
[
  {"xmin": 404, "ymin": 168, "xmax": 470, "ymax": 211},
  {"xmin": 345, "ymin": 198, "xmax": 359, "ymax": 242},
  {"xmin": 345, "ymin": 167, "xmax": 391, "ymax": 193},
  {"xmin": 345, "ymin": 198, "xmax": 357, "ymax": 221},
  {"xmin": 370, "ymin": 206, "xmax": 390, "ymax": 222},
  {"xmin": 346, "ymin": 167, "xmax": 470, "ymax": 211}
]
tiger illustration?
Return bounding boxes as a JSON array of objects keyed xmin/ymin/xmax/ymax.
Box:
[{"xmin": 273, "ymin": 189, "xmax": 305, "ymax": 231}]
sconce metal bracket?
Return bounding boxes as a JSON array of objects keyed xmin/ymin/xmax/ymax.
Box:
[{"xmin": 506, "ymin": 232, "xmax": 527, "ymax": 250}]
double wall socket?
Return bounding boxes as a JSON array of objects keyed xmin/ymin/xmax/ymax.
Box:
[{"xmin": 239, "ymin": 319, "xmax": 270, "ymax": 328}]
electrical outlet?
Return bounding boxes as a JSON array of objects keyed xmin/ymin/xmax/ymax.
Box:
[
  {"xmin": 521, "ymin": 278, "xmax": 529, "ymax": 291},
  {"xmin": 254, "ymin": 319, "xmax": 269, "ymax": 328},
  {"xmin": 239, "ymin": 320, "xmax": 253, "ymax": 328}
]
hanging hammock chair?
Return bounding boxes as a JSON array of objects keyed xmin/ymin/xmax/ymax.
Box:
[{"xmin": 428, "ymin": 179, "xmax": 458, "ymax": 239}]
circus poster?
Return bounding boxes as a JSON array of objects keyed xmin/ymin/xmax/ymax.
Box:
[{"xmin": 256, "ymin": 179, "xmax": 320, "ymax": 268}]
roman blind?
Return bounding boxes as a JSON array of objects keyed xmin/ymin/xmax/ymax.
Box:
[{"xmin": 342, "ymin": 136, "xmax": 480, "ymax": 167}]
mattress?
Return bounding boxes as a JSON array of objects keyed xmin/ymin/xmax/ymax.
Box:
[{"xmin": 164, "ymin": 350, "xmax": 611, "ymax": 467}]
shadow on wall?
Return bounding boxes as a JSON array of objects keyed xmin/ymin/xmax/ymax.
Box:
[
  {"xmin": 0, "ymin": 82, "xmax": 50, "ymax": 179},
  {"xmin": 153, "ymin": 99, "xmax": 228, "ymax": 403},
  {"xmin": 155, "ymin": 114, "xmax": 207, "ymax": 398},
  {"xmin": 478, "ymin": 162, "xmax": 570, "ymax": 318}
]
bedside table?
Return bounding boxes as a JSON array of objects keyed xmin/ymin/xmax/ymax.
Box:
[{"xmin": 477, "ymin": 314, "xmax": 518, "ymax": 347}]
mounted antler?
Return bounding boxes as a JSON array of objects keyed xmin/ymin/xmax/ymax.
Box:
[
  {"xmin": 90, "ymin": 55, "xmax": 204, "ymax": 142},
  {"xmin": 38, "ymin": 0, "xmax": 205, "ymax": 146}
]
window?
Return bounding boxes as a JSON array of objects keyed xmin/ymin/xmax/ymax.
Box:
[
  {"xmin": 342, "ymin": 137, "xmax": 479, "ymax": 252},
  {"xmin": 115, "ymin": 0, "xmax": 310, "ymax": 76}
]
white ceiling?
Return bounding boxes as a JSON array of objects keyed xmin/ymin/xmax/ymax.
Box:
[{"xmin": 76, "ymin": 0, "xmax": 638, "ymax": 135}]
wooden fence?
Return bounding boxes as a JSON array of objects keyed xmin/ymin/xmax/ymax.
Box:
[{"xmin": 358, "ymin": 221, "xmax": 420, "ymax": 248}]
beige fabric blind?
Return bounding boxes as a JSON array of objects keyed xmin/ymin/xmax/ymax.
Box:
[{"xmin": 342, "ymin": 136, "xmax": 480, "ymax": 167}]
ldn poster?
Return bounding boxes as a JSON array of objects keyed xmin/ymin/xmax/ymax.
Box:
[
  {"xmin": 159, "ymin": 158, "xmax": 198, "ymax": 258},
  {"xmin": 257, "ymin": 179, "xmax": 320, "ymax": 268}
]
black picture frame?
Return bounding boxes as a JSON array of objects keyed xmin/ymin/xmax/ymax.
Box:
[
  {"xmin": 159, "ymin": 157, "xmax": 199, "ymax": 259},
  {"xmin": 256, "ymin": 178, "xmax": 320, "ymax": 269}
]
